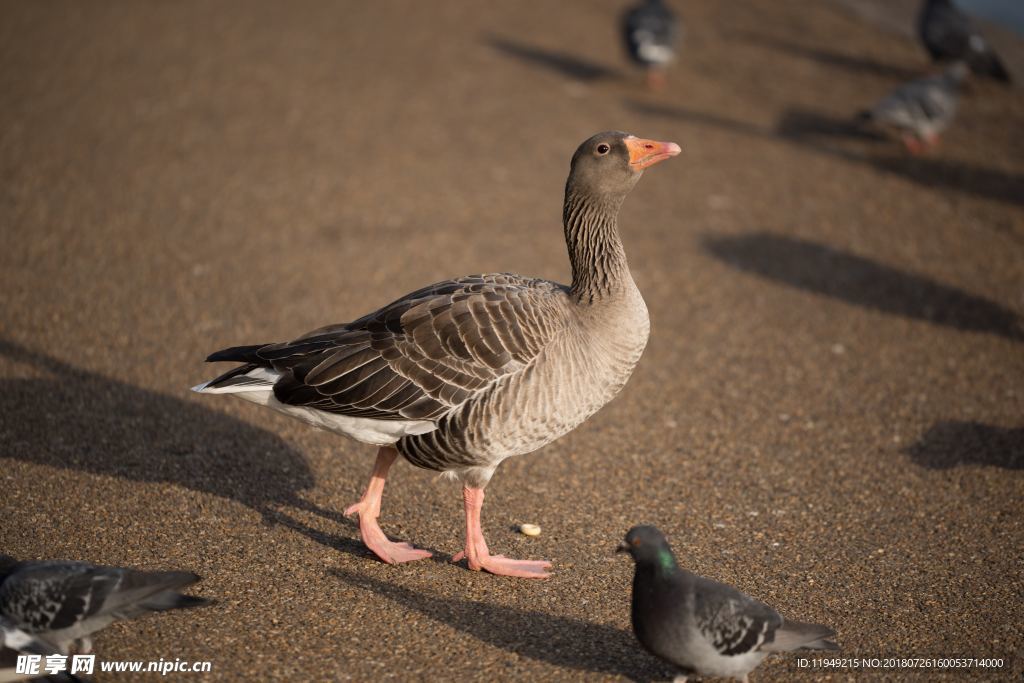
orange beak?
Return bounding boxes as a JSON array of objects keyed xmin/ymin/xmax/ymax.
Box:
[{"xmin": 625, "ymin": 136, "xmax": 681, "ymax": 170}]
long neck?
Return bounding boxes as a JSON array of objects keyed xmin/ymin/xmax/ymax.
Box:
[{"xmin": 563, "ymin": 186, "xmax": 632, "ymax": 303}]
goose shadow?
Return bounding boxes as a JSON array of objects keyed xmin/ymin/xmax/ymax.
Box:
[
  {"xmin": 701, "ymin": 233, "xmax": 1024, "ymax": 342},
  {"xmin": 0, "ymin": 338, "xmax": 370, "ymax": 556},
  {"xmin": 329, "ymin": 568, "xmax": 670, "ymax": 681},
  {"xmin": 904, "ymin": 421, "xmax": 1024, "ymax": 470},
  {"xmin": 484, "ymin": 34, "xmax": 622, "ymax": 83}
]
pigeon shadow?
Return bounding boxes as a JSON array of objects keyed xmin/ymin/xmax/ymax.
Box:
[
  {"xmin": 484, "ymin": 34, "xmax": 622, "ymax": 82},
  {"xmin": 904, "ymin": 421, "xmax": 1024, "ymax": 470},
  {"xmin": 633, "ymin": 99, "xmax": 1024, "ymax": 209},
  {"xmin": 0, "ymin": 338, "xmax": 365, "ymax": 554},
  {"xmin": 329, "ymin": 569, "xmax": 671, "ymax": 681},
  {"xmin": 856, "ymin": 153, "xmax": 1024, "ymax": 208},
  {"xmin": 731, "ymin": 31, "xmax": 923, "ymax": 81},
  {"xmin": 624, "ymin": 100, "xmax": 769, "ymax": 139},
  {"xmin": 775, "ymin": 107, "xmax": 887, "ymax": 143},
  {"xmin": 702, "ymin": 233, "xmax": 1024, "ymax": 342},
  {"xmin": 773, "ymin": 108, "xmax": 1024, "ymax": 208}
]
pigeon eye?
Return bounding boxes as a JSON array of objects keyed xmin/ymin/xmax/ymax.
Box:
[{"xmin": 597, "ymin": 144, "xmax": 610, "ymax": 155}]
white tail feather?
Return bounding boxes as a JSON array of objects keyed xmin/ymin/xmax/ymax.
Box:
[
  {"xmin": 191, "ymin": 366, "xmax": 436, "ymax": 444},
  {"xmin": 191, "ymin": 367, "xmax": 281, "ymax": 394}
]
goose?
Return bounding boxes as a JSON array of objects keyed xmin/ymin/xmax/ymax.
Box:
[{"xmin": 194, "ymin": 131, "xmax": 680, "ymax": 578}]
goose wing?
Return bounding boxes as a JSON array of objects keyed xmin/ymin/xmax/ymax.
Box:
[{"xmin": 207, "ymin": 274, "xmax": 571, "ymax": 421}]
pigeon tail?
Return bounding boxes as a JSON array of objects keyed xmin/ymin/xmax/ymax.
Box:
[
  {"xmin": 984, "ymin": 54, "xmax": 1011, "ymax": 83},
  {"xmin": 762, "ymin": 619, "xmax": 839, "ymax": 653},
  {"xmin": 137, "ymin": 591, "xmax": 212, "ymax": 613}
]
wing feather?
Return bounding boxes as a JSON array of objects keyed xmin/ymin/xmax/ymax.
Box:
[
  {"xmin": 205, "ymin": 274, "xmax": 570, "ymax": 422},
  {"xmin": 693, "ymin": 575, "xmax": 783, "ymax": 657}
]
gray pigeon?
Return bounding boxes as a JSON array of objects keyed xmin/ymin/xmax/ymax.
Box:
[
  {"xmin": 858, "ymin": 61, "xmax": 968, "ymax": 154},
  {"xmin": 618, "ymin": 526, "xmax": 838, "ymax": 683},
  {"xmin": 623, "ymin": 0, "xmax": 680, "ymax": 89},
  {"xmin": 918, "ymin": 0, "xmax": 1011, "ymax": 83},
  {"xmin": 0, "ymin": 555, "xmax": 210, "ymax": 657}
]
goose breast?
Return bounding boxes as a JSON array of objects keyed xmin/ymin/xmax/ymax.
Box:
[{"xmin": 399, "ymin": 281, "xmax": 649, "ymax": 470}]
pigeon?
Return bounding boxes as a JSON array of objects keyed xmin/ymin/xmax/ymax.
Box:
[
  {"xmin": 0, "ymin": 556, "xmax": 211, "ymax": 657},
  {"xmin": 917, "ymin": 0, "xmax": 1011, "ymax": 83},
  {"xmin": 618, "ymin": 526, "xmax": 838, "ymax": 682},
  {"xmin": 857, "ymin": 61, "xmax": 968, "ymax": 154},
  {"xmin": 623, "ymin": 0, "xmax": 680, "ymax": 89}
]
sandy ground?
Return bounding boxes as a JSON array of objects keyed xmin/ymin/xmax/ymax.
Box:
[{"xmin": 1, "ymin": 1, "xmax": 1022, "ymax": 681}]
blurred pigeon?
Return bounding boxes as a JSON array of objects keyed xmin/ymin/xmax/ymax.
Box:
[
  {"xmin": 917, "ymin": 0, "xmax": 1011, "ymax": 82},
  {"xmin": 857, "ymin": 61, "xmax": 968, "ymax": 154},
  {"xmin": 0, "ymin": 556, "xmax": 210, "ymax": 657},
  {"xmin": 618, "ymin": 526, "xmax": 838, "ymax": 682},
  {"xmin": 623, "ymin": 0, "xmax": 680, "ymax": 89}
]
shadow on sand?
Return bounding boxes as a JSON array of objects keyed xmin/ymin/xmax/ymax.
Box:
[
  {"xmin": 702, "ymin": 233, "xmax": 1024, "ymax": 342},
  {"xmin": 630, "ymin": 99, "xmax": 1024, "ymax": 208},
  {"xmin": 730, "ymin": 31, "xmax": 924, "ymax": 81},
  {"xmin": 905, "ymin": 421, "xmax": 1024, "ymax": 470},
  {"xmin": 775, "ymin": 108, "xmax": 1024, "ymax": 208},
  {"xmin": 625, "ymin": 100, "xmax": 768, "ymax": 138},
  {"xmin": 484, "ymin": 34, "xmax": 622, "ymax": 82},
  {"xmin": 854, "ymin": 153, "xmax": 1024, "ymax": 208},
  {"xmin": 775, "ymin": 107, "xmax": 887, "ymax": 143},
  {"xmin": 329, "ymin": 569, "xmax": 669, "ymax": 681},
  {"xmin": 0, "ymin": 338, "xmax": 369, "ymax": 555}
]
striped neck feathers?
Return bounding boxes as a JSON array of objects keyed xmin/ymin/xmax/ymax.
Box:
[{"xmin": 563, "ymin": 187, "xmax": 632, "ymax": 303}]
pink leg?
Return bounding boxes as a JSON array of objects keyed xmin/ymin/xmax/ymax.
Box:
[
  {"xmin": 646, "ymin": 67, "xmax": 667, "ymax": 91},
  {"xmin": 344, "ymin": 447, "xmax": 431, "ymax": 564},
  {"xmin": 901, "ymin": 134, "xmax": 926, "ymax": 155},
  {"xmin": 451, "ymin": 486, "xmax": 552, "ymax": 578}
]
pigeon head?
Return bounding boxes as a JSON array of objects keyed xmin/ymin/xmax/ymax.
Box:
[
  {"xmin": 567, "ymin": 131, "xmax": 680, "ymax": 201},
  {"xmin": 617, "ymin": 525, "xmax": 678, "ymax": 571}
]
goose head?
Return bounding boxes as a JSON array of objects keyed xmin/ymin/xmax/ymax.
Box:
[{"xmin": 567, "ymin": 131, "xmax": 680, "ymax": 202}]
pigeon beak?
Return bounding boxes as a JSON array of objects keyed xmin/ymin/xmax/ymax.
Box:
[
  {"xmin": 626, "ymin": 136, "xmax": 681, "ymax": 170},
  {"xmin": 615, "ymin": 542, "xmax": 630, "ymax": 554}
]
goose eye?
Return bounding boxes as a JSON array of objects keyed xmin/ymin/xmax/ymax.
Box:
[{"xmin": 596, "ymin": 143, "xmax": 610, "ymax": 155}]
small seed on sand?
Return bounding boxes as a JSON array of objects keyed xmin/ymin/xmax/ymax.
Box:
[{"xmin": 518, "ymin": 523, "xmax": 541, "ymax": 537}]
